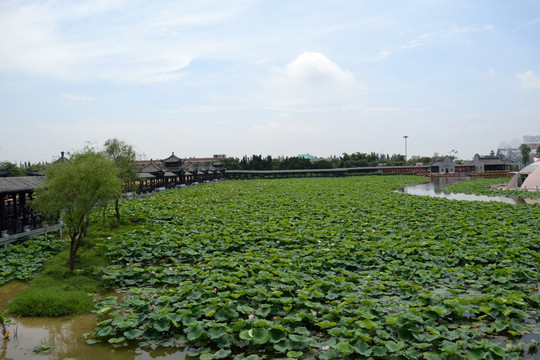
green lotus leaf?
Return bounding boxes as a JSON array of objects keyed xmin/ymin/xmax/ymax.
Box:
[
  {"xmin": 239, "ymin": 329, "xmax": 252, "ymax": 340},
  {"xmin": 269, "ymin": 328, "xmax": 286, "ymax": 343},
  {"xmin": 96, "ymin": 326, "xmax": 114, "ymax": 337},
  {"xmin": 466, "ymin": 348, "xmax": 485, "ymax": 360},
  {"xmin": 209, "ymin": 349, "xmax": 230, "ymax": 359},
  {"xmin": 274, "ymin": 339, "xmax": 293, "ymax": 352},
  {"xmin": 186, "ymin": 325, "xmax": 206, "ymax": 341},
  {"xmin": 199, "ymin": 353, "xmax": 214, "ymax": 360},
  {"xmin": 352, "ymin": 340, "xmax": 372, "ymax": 356},
  {"xmin": 207, "ymin": 327, "xmax": 225, "ymax": 339},
  {"xmin": 333, "ymin": 341, "xmax": 355, "ymax": 355},
  {"xmin": 251, "ymin": 328, "xmax": 269, "ymax": 344},
  {"xmin": 108, "ymin": 336, "xmax": 126, "ymax": 344},
  {"xmin": 293, "ymin": 326, "xmax": 310, "ymax": 335},
  {"xmin": 153, "ymin": 319, "xmax": 170, "ymax": 332},
  {"xmin": 286, "ymin": 350, "xmax": 304, "ymax": 358},
  {"xmin": 124, "ymin": 329, "xmax": 144, "ymax": 340}
]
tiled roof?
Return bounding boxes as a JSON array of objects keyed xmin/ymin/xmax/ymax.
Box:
[
  {"xmin": 0, "ymin": 176, "xmax": 44, "ymax": 194},
  {"xmin": 162, "ymin": 152, "xmax": 183, "ymax": 164}
]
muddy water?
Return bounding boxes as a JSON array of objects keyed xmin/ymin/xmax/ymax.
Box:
[{"xmin": 0, "ymin": 282, "xmax": 189, "ymax": 360}]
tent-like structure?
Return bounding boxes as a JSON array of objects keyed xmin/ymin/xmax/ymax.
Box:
[{"xmin": 507, "ymin": 156, "xmax": 540, "ymax": 191}]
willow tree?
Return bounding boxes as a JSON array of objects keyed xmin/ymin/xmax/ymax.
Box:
[
  {"xmin": 33, "ymin": 149, "xmax": 121, "ymax": 271},
  {"xmin": 103, "ymin": 138, "xmax": 139, "ymax": 222}
]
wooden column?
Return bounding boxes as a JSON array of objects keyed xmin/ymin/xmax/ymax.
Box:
[
  {"xmin": 11, "ymin": 193, "xmax": 18, "ymax": 234},
  {"xmin": 0, "ymin": 194, "xmax": 6, "ymax": 232}
]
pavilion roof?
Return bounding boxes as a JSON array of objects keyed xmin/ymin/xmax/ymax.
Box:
[
  {"xmin": 162, "ymin": 152, "xmax": 183, "ymax": 164},
  {"xmin": 139, "ymin": 161, "xmax": 162, "ymax": 173}
]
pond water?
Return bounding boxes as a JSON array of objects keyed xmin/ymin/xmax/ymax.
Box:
[
  {"xmin": 0, "ymin": 282, "xmax": 189, "ymax": 360},
  {"xmin": 398, "ymin": 177, "xmax": 521, "ymax": 204}
]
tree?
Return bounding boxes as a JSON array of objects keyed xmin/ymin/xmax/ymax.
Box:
[
  {"xmin": 33, "ymin": 149, "xmax": 121, "ymax": 271},
  {"xmin": 103, "ymin": 138, "xmax": 138, "ymax": 222},
  {"xmin": 520, "ymin": 144, "xmax": 531, "ymax": 166},
  {"xmin": 0, "ymin": 161, "xmax": 25, "ymax": 176}
]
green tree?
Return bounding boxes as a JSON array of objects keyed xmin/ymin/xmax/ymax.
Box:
[
  {"xmin": 0, "ymin": 161, "xmax": 25, "ymax": 176},
  {"xmin": 520, "ymin": 144, "xmax": 531, "ymax": 166},
  {"xmin": 103, "ymin": 138, "xmax": 138, "ymax": 222},
  {"xmin": 33, "ymin": 149, "xmax": 121, "ymax": 271}
]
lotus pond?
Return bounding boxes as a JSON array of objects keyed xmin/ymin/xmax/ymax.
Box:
[{"xmin": 81, "ymin": 175, "xmax": 540, "ymax": 360}]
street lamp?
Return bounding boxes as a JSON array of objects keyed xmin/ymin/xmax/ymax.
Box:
[{"xmin": 403, "ymin": 135, "xmax": 408, "ymax": 161}]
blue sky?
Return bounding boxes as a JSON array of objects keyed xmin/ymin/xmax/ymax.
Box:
[{"xmin": 1, "ymin": 0, "xmax": 539, "ymax": 164}]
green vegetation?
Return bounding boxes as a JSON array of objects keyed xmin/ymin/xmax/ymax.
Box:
[
  {"xmin": 32, "ymin": 148, "xmax": 122, "ymax": 271},
  {"xmin": 520, "ymin": 144, "xmax": 531, "ymax": 166},
  {"xmin": 446, "ymin": 178, "xmax": 540, "ymax": 199},
  {"xmin": 6, "ymin": 220, "xmax": 136, "ymax": 317},
  {"xmin": 0, "ymin": 236, "xmax": 64, "ymax": 285},
  {"xmin": 103, "ymin": 138, "xmax": 139, "ymax": 223},
  {"xmin": 85, "ymin": 176, "xmax": 540, "ymax": 359},
  {"xmin": 9, "ymin": 286, "xmax": 94, "ymax": 317}
]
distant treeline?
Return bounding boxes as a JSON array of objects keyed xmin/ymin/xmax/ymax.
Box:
[
  {"xmin": 221, "ymin": 152, "xmax": 435, "ymax": 171},
  {"xmin": 0, "ymin": 161, "xmax": 45, "ymax": 176},
  {"xmin": 1, "ymin": 152, "xmax": 438, "ymax": 176}
]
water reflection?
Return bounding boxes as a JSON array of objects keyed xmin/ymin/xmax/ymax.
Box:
[
  {"xmin": 0, "ymin": 315, "xmax": 189, "ymax": 360},
  {"xmin": 399, "ymin": 177, "xmax": 520, "ymax": 204}
]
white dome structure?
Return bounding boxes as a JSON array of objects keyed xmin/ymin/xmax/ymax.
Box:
[{"xmin": 508, "ymin": 156, "xmax": 540, "ymax": 191}]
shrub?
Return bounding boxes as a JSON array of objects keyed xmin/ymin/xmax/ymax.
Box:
[{"xmin": 9, "ymin": 286, "xmax": 93, "ymax": 317}]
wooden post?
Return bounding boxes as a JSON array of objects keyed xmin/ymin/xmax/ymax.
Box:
[
  {"xmin": 0, "ymin": 195, "xmax": 5, "ymax": 233},
  {"xmin": 11, "ymin": 193, "xmax": 17, "ymax": 234}
]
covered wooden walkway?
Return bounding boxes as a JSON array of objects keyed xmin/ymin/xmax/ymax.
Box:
[
  {"xmin": 224, "ymin": 165, "xmax": 430, "ymax": 180},
  {"xmin": 0, "ymin": 176, "xmax": 62, "ymax": 242}
]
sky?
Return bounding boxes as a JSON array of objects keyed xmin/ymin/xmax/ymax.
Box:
[{"xmin": 1, "ymin": 0, "xmax": 539, "ymax": 164}]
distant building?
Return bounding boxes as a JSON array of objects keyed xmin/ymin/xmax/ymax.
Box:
[
  {"xmin": 523, "ymin": 135, "xmax": 540, "ymax": 151},
  {"xmin": 136, "ymin": 154, "xmax": 227, "ymax": 168},
  {"xmin": 469, "ymin": 154, "xmax": 510, "ymax": 172},
  {"xmin": 430, "ymin": 156, "xmax": 455, "ymax": 174}
]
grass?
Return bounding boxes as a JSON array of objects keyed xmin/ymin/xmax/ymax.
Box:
[{"xmin": 8, "ymin": 217, "xmax": 136, "ymax": 317}]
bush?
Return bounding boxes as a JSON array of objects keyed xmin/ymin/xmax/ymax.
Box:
[{"xmin": 9, "ymin": 286, "xmax": 93, "ymax": 317}]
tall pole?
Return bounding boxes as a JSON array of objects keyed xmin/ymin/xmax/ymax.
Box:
[{"xmin": 403, "ymin": 135, "xmax": 408, "ymax": 162}]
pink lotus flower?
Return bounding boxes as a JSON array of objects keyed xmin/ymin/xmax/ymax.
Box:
[
  {"xmin": 248, "ymin": 314, "xmax": 254, "ymax": 320},
  {"xmin": 322, "ymin": 345, "xmax": 330, "ymax": 351}
]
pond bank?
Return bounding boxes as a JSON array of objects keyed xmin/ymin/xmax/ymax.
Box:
[{"xmin": 0, "ymin": 281, "xmax": 189, "ymax": 359}]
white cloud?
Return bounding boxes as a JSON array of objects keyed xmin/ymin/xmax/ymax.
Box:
[
  {"xmin": 0, "ymin": 1, "xmax": 241, "ymax": 83},
  {"xmin": 284, "ymin": 52, "xmax": 354, "ymax": 85},
  {"xmin": 517, "ymin": 70, "xmax": 540, "ymax": 88},
  {"xmin": 261, "ymin": 52, "xmax": 359, "ymax": 110},
  {"xmin": 62, "ymin": 93, "xmax": 94, "ymax": 102},
  {"xmin": 514, "ymin": 18, "xmax": 540, "ymax": 31}
]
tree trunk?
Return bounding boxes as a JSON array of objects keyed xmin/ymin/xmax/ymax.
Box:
[
  {"xmin": 102, "ymin": 205, "xmax": 107, "ymax": 225},
  {"xmin": 115, "ymin": 198, "xmax": 120, "ymax": 223},
  {"xmin": 69, "ymin": 234, "xmax": 76, "ymax": 271}
]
